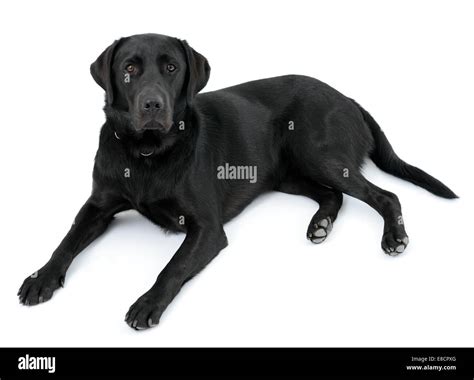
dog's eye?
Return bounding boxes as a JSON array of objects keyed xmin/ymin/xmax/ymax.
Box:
[
  {"xmin": 125, "ymin": 64, "xmax": 137, "ymax": 74},
  {"xmin": 166, "ymin": 64, "xmax": 177, "ymax": 73}
]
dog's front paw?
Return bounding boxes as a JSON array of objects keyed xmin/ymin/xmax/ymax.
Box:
[
  {"xmin": 18, "ymin": 266, "xmax": 65, "ymax": 306},
  {"xmin": 125, "ymin": 293, "xmax": 164, "ymax": 330}
]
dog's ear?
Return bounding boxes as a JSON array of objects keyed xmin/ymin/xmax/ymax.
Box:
[
  {"xmin": 179, "ymin": 39, "xmax": 210, "ymax": 107},
  {"xmin": 90, "ymin": 38, "xmax": 123, "ymax": 105}
]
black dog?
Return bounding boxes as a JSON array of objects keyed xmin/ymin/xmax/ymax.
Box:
[{"xmin": 18, "ymin": 33, "xmax": 457, "ymax": 329}]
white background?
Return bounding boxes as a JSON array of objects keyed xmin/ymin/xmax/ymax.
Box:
[{"xmin": 1, "ymin": 0, "xmax": 473, "ymax": 347}]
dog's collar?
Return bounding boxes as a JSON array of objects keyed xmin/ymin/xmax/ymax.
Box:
[{"xmin": 114, "ymin": 130, "xmax": 154, "ymax": 157}]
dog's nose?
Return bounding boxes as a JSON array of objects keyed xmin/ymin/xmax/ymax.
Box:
[{"xmin": 142, "ymin": 98, "xmax": 163, "ymax": 113}]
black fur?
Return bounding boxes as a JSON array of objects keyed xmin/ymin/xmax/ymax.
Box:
[{"xmin": 18, "ymin": 33, "xmax": 457, "ymax": 329}]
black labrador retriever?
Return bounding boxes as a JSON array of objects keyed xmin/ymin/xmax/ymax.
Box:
[{"xmin": 19, "ymin": 33, "xmax": 457, "ymax": 329}]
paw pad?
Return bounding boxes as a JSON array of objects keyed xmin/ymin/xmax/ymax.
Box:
[
  {"xmin": 383, "ymin": 234, "xmax": 409, "ymax": 256},
  {"xmin": 307, "ymin": 217, "xmax": 333, "ymax": 244}
]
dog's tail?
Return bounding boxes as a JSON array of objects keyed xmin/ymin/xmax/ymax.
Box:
[{"xmin": 352, "ymin": 100, "xmax": 458, "ymax": 199}]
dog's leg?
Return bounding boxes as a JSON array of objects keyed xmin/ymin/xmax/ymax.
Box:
[
  {"xmin": 125, "ymin": 222, "xmax": 228, "ymax": 330},
  {"xmin": 18, "ymin": 193, "xmax": 129, "ymax": 305},
  {"xmin": 318, "ymin": 163, "xmax": 409, "ymax": 254},
  {"xmin": 277, "ymin": 178, "xmax": 343, "ymax": 243}
]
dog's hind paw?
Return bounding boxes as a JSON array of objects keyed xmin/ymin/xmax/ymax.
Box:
[
  {"xmin": 382, "ymin": 232, "xmax": 409, "ymax": 256},
  {"xmin": 307, "ymin": 217, "xmax": 333, "ymax": 244}
]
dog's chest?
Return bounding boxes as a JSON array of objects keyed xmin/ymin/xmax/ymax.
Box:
[
  {"xmin": 125, "ymin": 178, "xmax": 186, "ymax": 232},
  {"xmin": 97, "ymin": 158, "xmax": 186, "ymax": 232},
  {"xmin": 135, "ymin": 198, "xmax": 186, "ymax": 232}
]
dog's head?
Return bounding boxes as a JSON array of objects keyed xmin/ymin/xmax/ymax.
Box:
[{"xmin": 90, "ymin": 34, "xmax": 210, "ymax": 156}]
